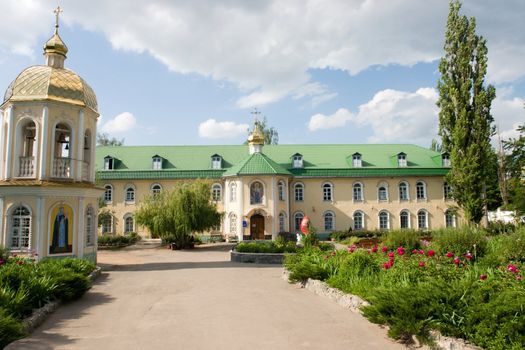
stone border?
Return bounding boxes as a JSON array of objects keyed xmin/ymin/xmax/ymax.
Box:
[
  {"xmin": 230, "ymin": 250, "xmax": 289, "ymax": 264},
  {"xmin": 21, "ymin": 266, "xmax": 102, "ymax": 334},
  {"xmin": 282, "ymin": 269, "xmax": 482, "ymax": 350}
]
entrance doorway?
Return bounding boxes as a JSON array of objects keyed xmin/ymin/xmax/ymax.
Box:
[{"xmin": 250, "ymin": 214, "xmax": 265, "ymax": 240}]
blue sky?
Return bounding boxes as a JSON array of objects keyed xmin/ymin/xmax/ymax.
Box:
[{"xmin": 1, "ymin": 0, "xmax": 524, "ymax": 147}]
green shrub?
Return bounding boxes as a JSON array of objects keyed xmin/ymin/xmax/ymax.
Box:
[
  {"xmin": 329, "ymin": 230, "xmax": 352, "ymax": 241},
  {"xmin": 381, "ymin": 230, "xmax": 422, "ymax": 251},
  {"xmin": 430, "ymin": 227, "xmax": 487, "ymax": 258},
  {"xmin": 0, "ymin": 308, "xmax": 25, "ymax": 349},
  {"xmin": 284, "ymin": 248, "xmax": 329, "ymax": 282},
  {"xmin": 0, "ymin": 246, "xmax": 9, "ymax": 261},
  {"xmin": 98, "ymin": 233, "xmax": 140, "ymax": 246},
  {"xmin": 482, "ymin": 228, "xmax": 525, "ymax": 265},
  {"xmin": 235, "ymin": 241, "xmax": 297, "ymax": 254}
]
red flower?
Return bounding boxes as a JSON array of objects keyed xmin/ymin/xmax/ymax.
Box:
[
  {"xmin": 387, "ymin": 251, "xmax": 395, "ymax": 258},
  {"xmin": 418, "ymin": 249, "xmax": 425, "ymax": 255},
  {"xmin": 371, "ymin": 245, "xmax": 378, "ymax": 253},
  {"xmin": 480, "ymin": 274, "xmax": 488, "ymax": 281},
  {"xmin": 465, "ymin": 252, "xmax": 473, "ymax": 261},
  {"xmin": 347, "ymin": 245, "xmax": 357, "ymax": 253},
  {"xmin": 445, "ymin": 252, "xmax": 454, "ymax": 258},
  {"xmin": 381, "ymin": 246, "xmax": 388, "ymax": 253},
  {"xmin": 517, "ymin": 275, "xmax": 523, "ymax": 281},
  {"xmin": 453, "ymin": 257, "xmax": 461, "ymax": 266},
  {"xmin": 383, "ymin": 261, "xmax": 393, "ymax": 269},
  {"xmin": 507, "ymin": 264, "xmax": 519, "ymax": 273},
  {"xmin": 426, "ymin": 250, "xmax": 435, "ymax": 257},
  {"xmin": 418, "ymin": 261, "xmax": 425, "ymax": 267},
  {"xmin": 396, "ymin": 247, "xmax": 405, "ymax": 256},
  {"xmin": 411, "ymin": 249, "xmax": 418, "ymax": 254}
]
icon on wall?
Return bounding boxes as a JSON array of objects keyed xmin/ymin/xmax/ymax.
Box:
[{"xmin": 49, "ymin": 205, "xmax": 73, "ymax": 254}]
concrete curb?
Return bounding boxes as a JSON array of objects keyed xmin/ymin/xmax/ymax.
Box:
[
  {"xmin": 231, "ymin": 250, "xmax": 290, "ymax": 264},
  {"xmin": 20, "ymin": 266, "xmax": 102, "ymax": 334},
  {"xmin": 282, "ymin": 268, "xmax": 482, "ymax": 350}
]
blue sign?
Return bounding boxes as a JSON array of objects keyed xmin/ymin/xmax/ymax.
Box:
[{"xmin": 242, "ymin": 220, "xmax": 248, "ymax": 228}]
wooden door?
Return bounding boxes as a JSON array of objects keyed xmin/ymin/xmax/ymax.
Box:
[{"xmin": 250, "ymin": 214, "xmax": 265, "ymax": 240}]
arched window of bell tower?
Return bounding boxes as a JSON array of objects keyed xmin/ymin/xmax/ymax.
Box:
[
  {"xmin": 53, "ymin": 123, "xmax": 72, "ymax": 179},
  {"xmin": 16, "ymin": 120, "xmax": 37, "ymax": 178},
  {"xmin": 82, "ymin": 129, "xmax": 91, "ymax": 181}
]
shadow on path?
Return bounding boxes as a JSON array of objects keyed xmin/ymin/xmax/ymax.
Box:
[{"xmin": 99, "ymin": 260, "xmax": 279, "ymax": 272}]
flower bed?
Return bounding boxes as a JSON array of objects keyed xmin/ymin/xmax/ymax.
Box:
[
  {"xmin": 231, "ymin": 240, "xmax": 299, "ymax": 264},
  {"xmin": 0, "ymin": 250, "xmax": 96, "ymax": 348},
  {"xmin": 284, "ymin": 227, "xmax": 525, "ymax": 349}
]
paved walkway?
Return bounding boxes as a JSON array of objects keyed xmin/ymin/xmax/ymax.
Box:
[{"xmin": 8, "ymin": 244, "xmax": 407, "ymax": 350}]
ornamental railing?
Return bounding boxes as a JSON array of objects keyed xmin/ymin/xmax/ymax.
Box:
[
  {"xmin": 81, "ymin": 161, "xmax": 90, "ymax": 181},
  {"xmin": 52, "ymin": 157, "xmax": 71, "ymax": 179},
  {"xmin": 18, "ymin": 156, "xmax": 35, "ymax": 177}
]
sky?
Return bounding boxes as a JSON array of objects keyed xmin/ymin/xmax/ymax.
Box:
[{"xmin": 1, "ymin": 0, "xmax": 524, "ymax": 147}]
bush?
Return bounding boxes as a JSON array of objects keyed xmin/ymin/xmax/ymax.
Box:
[
  {"xmin": 98, "ymin": 233, "xmax": 140, "ymax": 247},
  {"xmin": 430, "ymin": 227, "xmax": 487, "ymax": 259},
  {"xmin": 235, "ymin": 241, "xmax": 297, "ymax": 254},
  {"xmin": 0, "ymin": 308, "xmax": 25, "ymax": 349},
  {"xmin": 284, "ymin": 249, "xmax": 330, "ymax": 282},
  {"xmin": 381, "ymin": 230, "xmax": 422, "ymax": 251},
  {"xmin": 0, "ymin": 246, "xmax": 9, "ymax": 261},
  {"xmin": 482, "ymin": 227, "xmax": 525, "ymax": 266}
]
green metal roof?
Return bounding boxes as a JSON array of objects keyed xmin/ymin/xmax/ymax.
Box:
[
  {"xmin": 96, "ymin": 144, "xmax": 448, "ymax": 180},
  {"xmin": 223, "ymin": 152, "xmax": 292, "ymax": 176}
]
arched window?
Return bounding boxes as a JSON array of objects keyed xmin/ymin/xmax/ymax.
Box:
[
  {"xmin": 445, "ymin": 210, "xmax": 456, "ymax": 228},
  {"xmin": 353, "ymin": 183, "xmax": 363, "ymax": 202},
  {"xmin": 212, "ymin": 184, "xmax": 222, "ymax": 201},
  {"xmin": 229, "ymin": 213, "xmax": 237, "ymax": 234},
  {"xmin": 353, "ymin": 211, "xmax": 364, "ymax": 230},
  {"xmin": 101, "ymin": 214, "xmax": 113, "ymax": 234},
  {"xmin": 85, "ymin": 206, "xmax": 94, "ymax": 246},
  {"xmin": 294, "ymin": 212, "xmax": 304, "ymax": 232},
  {"xmin": 104, "ymin": 185, "xmax": 113, "ymax": 203},
  {"xmin": 279, "ymin": 212, "xmax": 286, "ymax": 232},
  {"xmin": 124, "ymin": 215, "xmax": 134, "ymax": 234},
  {"xmin": 399, "ymin": 182, "xmax": 409, "ymax": 200},
  {"xmin": 378, "ymin": 186, "xmax": 388, "ymax": 201},
  {"xmin": 416, "ymin": 181, "xmax": 426, "ymax": 200},
  {"xmin": 294, "ymin": 183, "xmax": 304, "ymax": 202},
  {"xmin": 229, "ymin": 182, "xmax": 237, "ymax": 202},
  {"xmin": 443, "ymin": 182, "xmax": 452, "ymax": 199},
  {"xmin": 400, "ymin": 210, "xmax": 410, "ymax": 229},
  {"xmin": 417, "ymin": 210, "xmax": 428, "ymax": 229},
  {"xmin": 323, "ymin": 183, "xmax": 333, "ymax": 201},
  {"xmin": 278, "ymin": 181, "xmax": 285, "ymax": 201},
  {"xmin": 151, "ymin": 184, "xmax": 162, "ymax": 196},
  {"xmin": 53, "ymin": 123, "xmax": 72, "ymax": 178},
  {"xmin": 125, "ymin": 186, "xmax": 135, "ymax": 203},
  {"xmin": 18, "ymin": 121, "xmax": 36, "ymax": 177},
  {"xmin": 250, "ymin": 181, "xmax": 264, "ymax": 204},
  {"xmin": 378, "ymin": 211, "xmax": 389, "ymax": 230},
  {"xmin": 324, "ymin": 211, "xmax": 335, "ymax": 231},
  {"xmin": 10, "ymin": 205, "xmax": 31, "ymax": 250}
]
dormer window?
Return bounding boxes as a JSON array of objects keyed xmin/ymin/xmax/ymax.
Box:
[
  {"xmin": 152, "ymin": 156, "xmax": 162, "ymax": 170},
  {"xmin": 352, "ymin": 153, "xmax": 362, "ymax": 167},
  {"xmin": 397, "ymin": 153, "xmax": 407, "ymax": 167},
  {"xmin": 104, "ymin": 156, "xmax": 114, "ymax": 170},
  {"xmin": 211, "ymin": 155, "xmax": 222, "ymax": 169},
  {"xmin": 442, "ymin": 153, "xmax": 451, "ymax": 167},
  {"xmin": 292, "ymin": 153, "xmax": 303, "ymax": 168}
]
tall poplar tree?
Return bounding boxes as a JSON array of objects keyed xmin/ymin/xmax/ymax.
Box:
[{"xmin": 437, "ymin": 0, "xmax": 496, "ymax": 224}]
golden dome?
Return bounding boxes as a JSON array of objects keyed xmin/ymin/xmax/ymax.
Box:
[
  {"xmin": 248, "ymin": 120, "xmax": 265, "ymax": 145},
  {"xmin": 44, "ymin": 31, "xmax": 68, "ymax": 57},
  {"xmin": 2, "ymin": 65, "xmax": 98, "ymax": 112}
]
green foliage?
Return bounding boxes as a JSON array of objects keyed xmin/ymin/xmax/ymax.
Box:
[
  {"xmin": 381, "ymin": 230, "xmax": 422, "ymax": 251},
  {"xmin": 430, "ymin": 227, "xmax": 487, "ymax": 258},
  {"xmin": 97, "ymin": 132, "xmax": 124, "ymax": 146},
  {"xmin": 482, "ymin": 228, "xmax": 525, "ymax": 265},
  {"xmin": 135, "ymin": 180, "xmax": 221, "ymax": 249},
  {"xmin": 244, "ymin": 116, "xmax": 279, "ymax": 145},
  {"xmin": 0, "ymin": 246, "xmax": 9, "ymax": 261},
  {"xmin": 0, "ymin": 308, "xmax": 25, "ymax": 348},
  {"xmin": 301, "ymin": 232, "xmax": 319, "ymax": 248},
  {"xmin": 98, "ymin": 232, "xmax": 141, "ymax": 247},
  {"xmin": 437, "ymin": 0, "xmax": 497, "ymax": 224},
  {"xmin": 235, "ymin": 241, "xmax": 297, "ymax": 254}
]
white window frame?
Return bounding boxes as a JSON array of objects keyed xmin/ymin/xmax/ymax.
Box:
[
  {"xmin": 416, "ymin": 181, "xmax": 427, "ymax": 200},
  {"xmin": 85, "ymin": 206, "xmax": 94, "ymax": 246},
  {"xmin": 292, "ymin": 154, "xmax": 303, "ymax": 168},
  {"xmin": 378, "ymin": 211, "xmax": 389, "ymax": 230},
  {"xmin": 9, "ymin": 205, "xmax": 32, "ymax": 251},
  {"xmin": 398, "ymin": 153, "xmax": 407, "ymax": 167},
  {"xmin": 229, "ymin": 182, "xmax": 237, "ymax": 202},
  {"xmin": 445, "ymin": 210, "xmax": 456, "ymax": 228},
  {"xmin": 353, "ymin": 182, "xmax": 363, "ymax": 202},
  {"xmin": 125, "ymin": 185, "xmax": 135, "ymax": 203},
  {"xmin": 353, "ymin": 211, "xmax": 364, "ymax": 230},
  {"xmin": 417, "ymin": 209, "xmax": 428, "ymax": 230},
  {"xmin": 322, "ymin": 182, "xmax": 333, "ymax": 202},
  {"xmin": 278, "ymin": 212, "xmax": 286, "ymax": 233},
  {"xmin": 152, "ymin": 156, "xmax": 162, "ymax": 170},
  {"xmin": 278, "ymin": 181, "xmax": 285, "ymax": 201},
  {"xmin": 352, "ymin": 153, "xmax": 362, "ymax": 167},
  {"xmin": 293, "ymin": 212, "xmax": 304, "ymax": 232},
  {"xmin": 212, "ymin": 183, "xmax": 222, "ymax": 202},
  {"xmin": 104, "ymin": 184, "xmax": 113, "ymax": 203},
  {"xmin": 323, "ymin": 211, "xmax": 335, "ymax": 231},
  {"xmin": 104, "ymin": 157, "xmax": 114, "ymax": 170},
  {"xmin": 101, "ymin": 215, "xmax": 113, "ymax": 234},
  {"xmin": 442, "ymin": 154, "xmax": 451, "ymax": 167},
  {"xmin": 124, "ymin": 214, "xmax": 134, "ymax": 234},
  {"xmin": 378, "ymin": 185, "xmax": 388, "ymax": 202},
  {"xmin": 443, "ymin": 182, "xmax": 452, "ymax": 200},
  {"xmin": 294, "ymin": 183, "xmax": 304, "ymax": 202},
  {"xmin": 400, "ymin": 210, "xmax": 411, "ymax": 229},
  {"xmin": 212, "ymin": 156, "xmax": 222, "ymax": 170},
  {"xmin": 398, "ymin": 181, "xmax": 409, "ymax": 201}
]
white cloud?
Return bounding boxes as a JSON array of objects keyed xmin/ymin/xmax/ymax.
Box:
[
  {"xmin": 309, "ymin": 88, "xmax": 439, "ymax": 144},
  {"xmin": 2, "ymin": 1, "xmax": 524, "ymax": 107},
  {"xmin": 100, "ymin": 112, "xmax": 137, "ymax": 134},
  {"xmin": 198, "ymin": 119, "xmax": 248, "ymax": 139},
  {"xmin": 492, "ymin": 93, "xmax": 525, "ymax": 142}
]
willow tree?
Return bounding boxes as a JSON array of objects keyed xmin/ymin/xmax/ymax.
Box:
[
  {"xmin": 437, "ymin": 0, "xmax": 496, "ymax": 224},
  {"xmin": 135, "ymin": 181, "xmax": 222, "ymax": 248}
]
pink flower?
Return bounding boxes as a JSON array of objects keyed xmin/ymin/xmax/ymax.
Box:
[
  {"xmin": 418, "ymin": 261, "xmax": 425, "ymax": 267},
  {"xmin": 381, "ymin": 246, "xmax": 388, "ymax": 253},
  {"xmin": 507, "ymin": 264, "xmax": 519, "ymax": 273},
  {"xmin": 445, "ymin": 252, "xmax": 454, "ymax": 258},
  {"xmin": 517, "ymin": 275, "xmax": 523, "ymax": 281},
  {"xmin": 480, "ymin": 274, "xmax": 488, "ymax": 281},
  {"xmin": 383, "ymin": 261, "xmax": 393, "ymax": 269},
  {"xmin": 453, "ymin": 257, "xmax": 461, "ymax": 266},
  {"xmin": 371, "ymin": 245, "xmax": 378, "ymax": 253},
  {"xmin": 396, "ymin": 247, "xmax": 405, "ymax": 256},
  {"xmin": 426, "ymin": 250, "xmax": 435, "ymax": 257},
  {"xmin": 387, "ymin": 251, "xmax": 395, "ymax": 258},
  {"xmin": 411, "ymin": 249, "xmax": 419, "ymax": 254},
  {"xmin": 465, "ymin": 252, "xmax": 473, "ymax": 261},
  {"xmin": 347, "ymin": 245, "xmax": 357, "ymax": 253},
  {"xmin": 419, "ymin": 249, "xmax": 425, "ymax": 255}
]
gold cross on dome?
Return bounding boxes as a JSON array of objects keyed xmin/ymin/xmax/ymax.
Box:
[
  {"xmin": 54, "ymin": 6, "xmax": 63, "ymax": 28},
  {"xmin": 250, "ymin": 107, "xmax": 261, "ymax": 122}
]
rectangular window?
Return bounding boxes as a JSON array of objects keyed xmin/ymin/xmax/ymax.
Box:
[
  {"xmin": 293, "ymin": 156, "xmax": 303, "ymax": 168},
  {"xmin": 323, "ymin": 186, "xmax": 332, "ymax": 201},
  {"xmin": 400, "ymin": 213, "xmax": 409, "ymax": 228},
  {"xmin": 104, "ymin": 158, "xmax": 114, "ymax": 170},
  {"xmin": 152, "ymin": 157, "xmax": 162, "ymax": 170},
  {"xmin": 444, "ymin": 183, "xmax": 452, "ymax": 199},
  {"xmin": 352, "ymin": 155, "xmax": 362, "ymax": 167},
  {"xmin": 212, "ymin": 156, "xmax": 222, "ymax": 169},
  {"xmin": 279, "ymin": 215, "xmax": 285, "ymax": 232},
  {"xmin": 295, "ymin": 186, "xmax": 303, "ymax": 201},
  {"xmin": 398, "ymin": 154, "xmax": 407, "ymax": 167},
  {"xmin": 354, "ymin": 215, "xmax": 363, "ymax": 230}
]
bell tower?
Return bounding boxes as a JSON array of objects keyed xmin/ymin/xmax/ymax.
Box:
[{"xmin": 0, "ymin": 7, "xmax": 102, "ymax": 262}]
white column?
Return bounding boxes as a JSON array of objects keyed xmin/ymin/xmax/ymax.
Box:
[
  {"xmin": 286, "ymin": 178, "xmax": 291, "ymax": 232},
  {"xmin": 4, "ymin": 106, "xmax": 14, "ymax": 179},
  {"xmin": 39, "ymin": 106, "xmax": 49, "ymax": 180},
  {"xmin": 237, "ymin": 179, "xmax": 244, "ymax": 241},
  {"xmin": 89, "ymin": 126, "xmax": 96, "ymax": 182},
  {"xmin": 34, "ymin": 197, "xmax": 43, "ymax": 259},
  {"xmin": 272, "ymin": 177, "xmax": 277, "ymax": 240},
  {"xmin": 0, "ymin": 111, "xmax": 4, "ymax": 180},
  {"xmin": 0, "ymin": 197, "xmax": 4, "ymax": 247},
  {"xmin": 77, "ymin": 198, "xmax": 85, "ymax": 258},
  {"xmin": 75, "ymin": 110, "xmax": 84, "ymax": 182}
]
